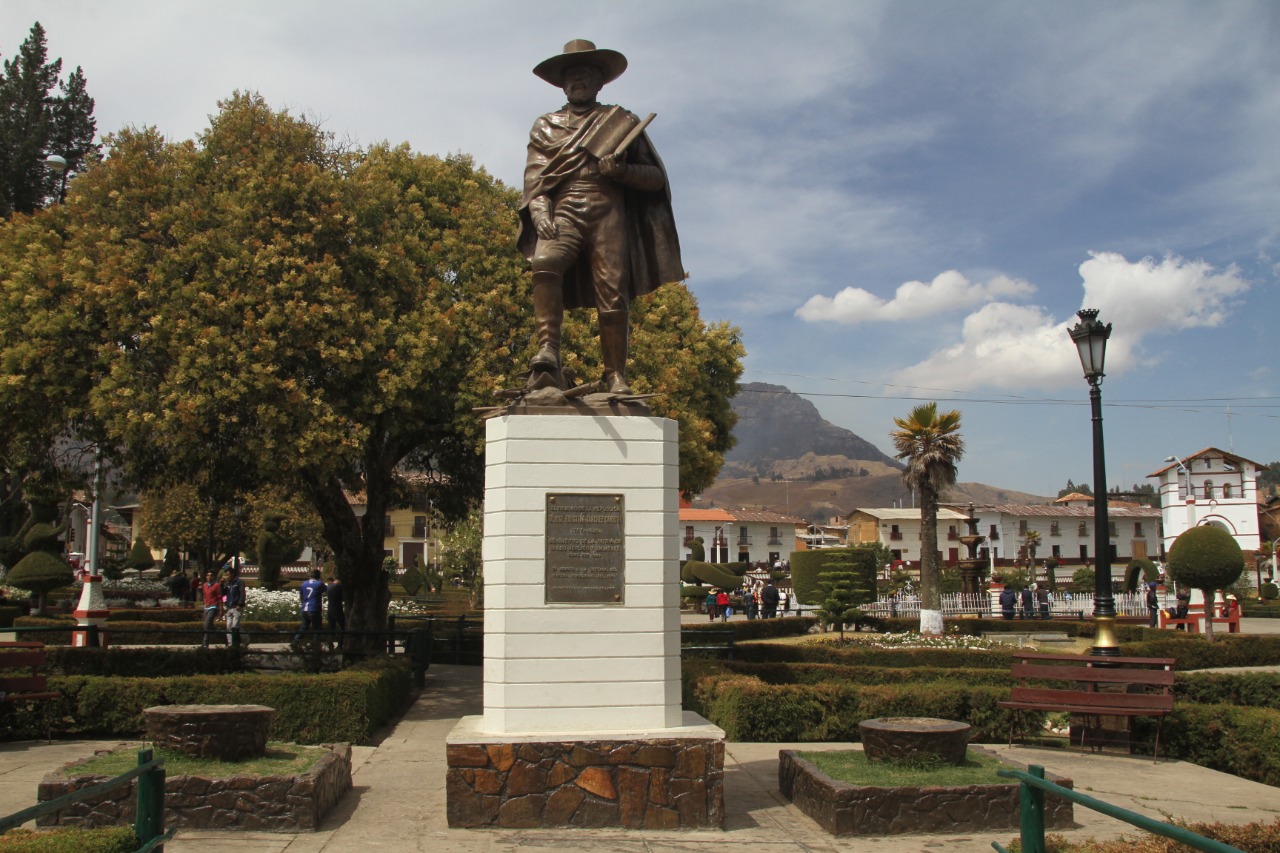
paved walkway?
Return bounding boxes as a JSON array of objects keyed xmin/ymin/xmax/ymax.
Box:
[{"xmin": 4, "ymin": 654, "xmax": 1279, "ymax": 852}]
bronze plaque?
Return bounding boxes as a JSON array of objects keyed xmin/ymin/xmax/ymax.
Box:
[{"xmin": 545, "ymin": 493, "xmax": 625, "ymax": 604}]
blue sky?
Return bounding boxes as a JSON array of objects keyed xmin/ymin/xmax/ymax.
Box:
[{"xmin": 5, "ymin": 1, "xmax": 1277, "ymax": 497}]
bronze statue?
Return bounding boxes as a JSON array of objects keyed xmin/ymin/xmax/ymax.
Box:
[{"xmin": 518, "ymin": 39, "xmax": 685, "ymax": 397}]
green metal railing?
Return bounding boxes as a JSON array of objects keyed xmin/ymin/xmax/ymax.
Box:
[
  {"xmin": 0, "ymin": 748, "xmax": 174, "ymax": 852},
  {"xmin": 992, "ymin": 765, "xmax": 1243, "ymax": 853}
]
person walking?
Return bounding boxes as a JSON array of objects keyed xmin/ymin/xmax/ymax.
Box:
[
  {"xmin": 705, "ymin": 589, "xmax": 718, "ymax": 622},
  {"xmin": 222, "ymin": 564, "xmax": 246, "ymax": 647},
  {"xmin": 1146, "ymin": 582, "xmax": 1160, "ymax": 628},
  {"xmin": 295, "ymin": 569, "xmax": 326, "ymax": 645},
  {"xmin": 1020, "ymin": 585, "xmax": 1034, "ymax": 620},
  {"xmin": 715, "ymin": 588, "xmax": 731, "ymax": 622},
  {"xmin": 200, "ymin": 570, "xmax": 222, "ymax": 648}
]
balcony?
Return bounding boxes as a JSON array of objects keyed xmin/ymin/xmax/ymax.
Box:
[
  {"xmin": 889, "ymin": 531, "xmax": 903, "ymax": 541},
  {"xmin": 412, "ymin": 522, "xmax": 428, "ymax": 538}
]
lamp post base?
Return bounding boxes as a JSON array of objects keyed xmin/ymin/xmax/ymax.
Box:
[{"xmin": 1089, "ymin": 614, "xmax": 1120, "ymax": 657}]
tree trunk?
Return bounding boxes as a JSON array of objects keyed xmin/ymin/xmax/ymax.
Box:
[
  {"xmin": 918, "ymin": 483, "xmax": 943, "ymax": 635},
  {"xmin": 1201, "ymin": 588, "xmax": 1216, "ymax": 642},
  {"xmin": 303, "ymin": 470, "xmax": 392, "ymax": 657}
]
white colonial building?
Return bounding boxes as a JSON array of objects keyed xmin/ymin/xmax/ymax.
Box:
[
  {"xmin": 679, "ymin": 506, "xmax": 804, "ymax": 564},
  {"xmin": 1149, "ymin": 447, "xmax": 1263, "ymax": 554},
  {"xmin": 846, "ymin": 507, "xmax": 970, "ymax": 566}
]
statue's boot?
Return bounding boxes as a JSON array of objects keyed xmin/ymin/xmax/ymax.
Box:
[
  {"xmin": 529, "ymin": 271, "xmax": 565, "ymax": 389},
  {"xmin": 599, "ymin": 309, "xmax": 633, "ymax": 395}
]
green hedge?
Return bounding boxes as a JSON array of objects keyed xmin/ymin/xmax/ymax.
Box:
[
  {"xmin": 688, "ymin": 669, "xmax": 1032, "ymax": 743},
  {"xmin": 0, "ymin": 658, "xmax": 412, "ymax": 743},
  {"xmin": 683, "ymin": 616, "xmax": 817, "ymax": 642},
  {"xmin": 42, "ymin": 646, "xmax": 246, "ymax": 677},
  {"xmin": 1154, "ymin": 703, "xmax": 1280, "ymax": 786},
  {"xmin": 684, "ymin": 644, "xmax": 1280, "ymax": 787},
  {"xmin": 722, "ymin": 660, "xmax": 1015, "ymax": 688},
  {"xmin": 103, "ymin": 608, "xmax": 203, "ymax": 623},
  {"xmin": 733, "ymin": 641, "xmax": 1015, "ymax": 670},
  {"xmin": 1174, "ymin": 671, "xmax": 1280, "ymax": 709},
  {"xmin": 790, "ymin": 548, "xmax": 877, "ymax": 606},
  {"xmin": 0, "ymin": 826, "xmax": 138, "ymax": 853},
  {"xmin": 12, "ymin": 617, "xmax": 300, "ymax": 645},
  {"xmin": 1124, "ymin": 635, "xmax": 1280, "ymax": 669}
]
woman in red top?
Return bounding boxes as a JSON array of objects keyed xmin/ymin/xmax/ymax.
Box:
[
  {"xmin": 715, "ymin": 589, "xmax": 731, "ymax": 622},
  {"xmin": 201, "ymin": 570, "xmax": 222, "ymax": 648}
]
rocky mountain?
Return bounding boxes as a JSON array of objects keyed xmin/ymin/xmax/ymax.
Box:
[
  {"xmin": 722, "ymin": 383, "xmax": 901, "ymax": 478},
  {"xmin": 699, "ymin": 382, "xmax": 1051, "ymax": 521}
]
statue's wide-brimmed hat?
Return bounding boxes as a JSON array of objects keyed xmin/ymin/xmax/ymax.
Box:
[{"xmin": 533, "ymin": 39, "xmax": 627, "ymax": 86}]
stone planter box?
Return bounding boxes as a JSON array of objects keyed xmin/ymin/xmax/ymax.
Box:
[
  {"xmin": 779, "ymin": 747, "xmax": 1074, "ymax": 836},
  {"xmin": 37, "ymin": 743, "xmax": 351, "ymax": 832}
]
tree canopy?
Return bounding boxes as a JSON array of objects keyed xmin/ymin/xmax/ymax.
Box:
[
  {"xmin": 0, "ymin": 21, "xmax": 98, "ymax": 217},
  {"xmin": 0, "ymin": 92, "xmax": 742, "ymax": 645},
  {"xmin": 1167, "ymin": 524, "xmax": 1244, "ymax": 642}
]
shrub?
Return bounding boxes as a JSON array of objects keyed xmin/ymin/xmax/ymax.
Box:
[
  {"xmin": 0, "ymin": 826, "xmax": 138, "ymax": 853},
  {"xmin": 122, "ymin": 538, "xmax": 156, "ymax": 572},
  {"xmin": 731, "ymin": 640, "xmax": 1014, "ymax": 670},
  {"xmin": 1174, "ymin": 671, "xmax": 1280, "ymax": 709},
  {"xmin": 1155, "ymin": 703, "xmax": 1280, "ymax": 786},
  {"xmin": 790, "ymin": 548, "xmax": 877, "ymax": 606},
  {"xmin": 0, "ymin": 659, "xmax": 412, "ymax": 743},
  {"xmin": 1124, "ymin": 635, "xmax": 1280, "ymax": 669},
  {"xmin": 1261, "ymin": 582, "xmax": 1278, "ymax": 600},
  {"xmin": 43, "ymin": 646, "xmax": 246, "ymax": 677}
]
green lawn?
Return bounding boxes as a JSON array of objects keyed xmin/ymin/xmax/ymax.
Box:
[{"xmin": 799, "ymin": 748, "xmax": 1011, "ymax": 787}]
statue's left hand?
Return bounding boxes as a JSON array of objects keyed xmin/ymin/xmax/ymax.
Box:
[{"xmin": 598, "ymin": 154, "xmax": 626, "ymax": 179}]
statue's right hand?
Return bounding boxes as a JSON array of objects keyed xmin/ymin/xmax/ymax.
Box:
[{"xmin": 534, "ymin": 214, "xmax": 558, "ymax": 239}]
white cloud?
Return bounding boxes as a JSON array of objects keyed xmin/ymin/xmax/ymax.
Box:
[
  {"xmin": 795, "ymin": 270, "xmax": 1034, "ymax": 324},
  {"xmin": 889, "ymin": 252, "xmax": 1252, "ymax": 392}
]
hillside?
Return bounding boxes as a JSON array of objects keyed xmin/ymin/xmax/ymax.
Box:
[{"xmin": 699, "ymin": 382, "xmax": 1051, "ymax": 521}]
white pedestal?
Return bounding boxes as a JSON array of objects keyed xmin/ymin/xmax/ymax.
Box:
[{"xmin": 481, "ymin": 414, "xmax": 682, "ymax": 734}]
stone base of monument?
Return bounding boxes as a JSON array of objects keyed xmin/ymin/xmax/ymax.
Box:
[
  {"xmin": 779, "ymin": 746, "xmax": 1074, "ymax": 836},
  {"xmin": 446, "ymin": 714, "xmax": 725, "ymax": 829}
]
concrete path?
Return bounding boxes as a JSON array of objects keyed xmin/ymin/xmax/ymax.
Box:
[{"xmin": 4, "ymin": 659, "xmax": 1279, "ymax": 852}]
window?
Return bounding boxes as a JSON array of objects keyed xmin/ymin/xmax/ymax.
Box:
[
  {"xmin": 1108, "ymin": 522, "xmax": 1117, "ymax": 538},
  {"xmin": 1223, "ymin": 483, "xmax": 1234, "ymax": 499},
  {"xmin": 1050, "ymin": 521, "xmax": 1060, "ymax": 537},
  {"xmin": 1078, "ymin": 522, "xmax": 1088, "ymax": 537},
  {"xmin": 684, "ymin": 526, "xmax": 695, "ymax": 544},
  {"xmin": 989, "ymin": 524, "xmax": 999, "ymax": 541},
  {"xmin": 1134, "ymin": 522, "xmax": 1144, "ymax": 537},
  {"xmin": 738, "ymin": 526, "xmax": 749, "ymax": 545},
  {"xmin": 1018, "ymin": 520, "xmax": 1028, "ymax": 535},
  {"xmin": 890, "ymin": 525, "xmax": 903, "ymax": 541},
  {"xmin": 947, "ymin": 525, "xmax": 958, "ymax": 540},
  {"xmin": 383, "ymin": 515, "xmax": 394, "ymax": 537},
  {"xmin": 768, "ymin": 526, "xmax": 781, "ymax": 545},
  {"xmin": 413, "ymin": 516, "xmax": 427, "ymax": 538},
  {"xmin": 1079, "ymin": 545, "xmax": 1089, "ymax": 560},
  {"xmin": 1204, "ymin": 480, "xmax": 1215, "ymax": 499}
]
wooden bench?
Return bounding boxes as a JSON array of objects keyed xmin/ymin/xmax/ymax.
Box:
[
  {"xmin": 1157, "ymin": 608, "xmax": 1201, "ymax": 631},
  {"xmin": 998, "ymin": 651, "xmax": 1175, "ymax": 760},
  {"xmin": 0, "ymin": 641, "xmax": 59, "ymax": 740}
]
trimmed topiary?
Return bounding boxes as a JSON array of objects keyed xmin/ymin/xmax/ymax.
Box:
[
  {"xmin": 123, "ymin": 538, "xmax": 156, "ymax": 572},
  {"xmin": 6, "ymin": 499, "xmax": 73, "ymax": 616},
  {"xmin": 791, "ymin": 548, "xmax": 877, "ymax": 606},
  {"xmin": 1168, "ymin": 525, "xmax": 1245, "ymax": 642}
]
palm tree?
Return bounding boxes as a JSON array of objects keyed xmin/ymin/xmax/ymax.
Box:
[
  {"xmin": 1022, "ymin": 530, "xmax": 1042, "ymax": 574},
  {"xmin": 891, "ymin": 402, "xmax": 964, "ymax": 634}
]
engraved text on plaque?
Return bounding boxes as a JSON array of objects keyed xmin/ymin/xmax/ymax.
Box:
[{"xmin": 545, "ymin": 493, "xmax": 625, "ymax": 603}]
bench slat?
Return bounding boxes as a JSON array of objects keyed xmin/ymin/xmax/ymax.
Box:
[
  {"xmin": 1009, "ymin": 652, "xmax": 1175, "ymax": 668},
  {"xmin": 0, "ymin": 651, "xmax": 47, "ymax": 669},
  {"xmin": 1011, "ymin": 663, "xmax": 1175, "ymax": 687},
  {"xmin": 0, "ymin": 676, "xmax": 50, "ymax": 694},
  {"xmin": 1005, "ymin": 687, "xmax": 1174, "ymax": 711}
]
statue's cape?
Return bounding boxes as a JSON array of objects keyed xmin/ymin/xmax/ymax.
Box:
[{"xmin": 518, "ymin": 104, "xmax": 686, "ymax": 310}]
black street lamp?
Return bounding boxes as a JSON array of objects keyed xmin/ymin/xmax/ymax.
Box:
[{"xmin": 1068, "ymin": 308, "xmax": 1118, "ymax": 656}]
